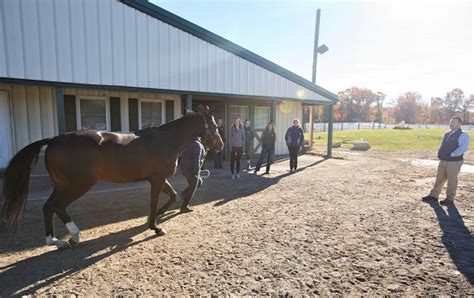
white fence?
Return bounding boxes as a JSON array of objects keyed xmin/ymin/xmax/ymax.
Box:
[{"xmin": 304, "ymin": 122, "xmax": 474, "ymax": 132}]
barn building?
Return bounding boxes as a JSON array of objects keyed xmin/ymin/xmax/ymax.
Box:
[{"xmin": 0, "ymin": 0, "xmax": 337, "ymax": 169}]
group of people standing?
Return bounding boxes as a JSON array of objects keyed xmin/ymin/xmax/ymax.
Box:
[
  {"xmin": 178, "ymin": 117, "xmax": 305, "ymax": 212},
  {"xmin": 179, "ymin": 115, "xmax": 470, "ymax": 216},
  {"xmin": 213, "ymin": 118, "xmax": 305, "ymax": 179}
]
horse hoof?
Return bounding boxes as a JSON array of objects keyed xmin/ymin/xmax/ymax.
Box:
[
  {"xmin": 154, "ymin": 227, "xmax": 167, "ymax": 236},
  {"xmin": 69, "ymin": 239, "xmax": 79, "ymax": 249},
  {"xmin": 56, "ymin": 240, "xmax": 71, "ymax": 250}
]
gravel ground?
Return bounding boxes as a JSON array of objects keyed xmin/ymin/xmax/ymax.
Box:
[{"xmin": 0, "ymin": 150, "xmax": 473, "ymax": 295}]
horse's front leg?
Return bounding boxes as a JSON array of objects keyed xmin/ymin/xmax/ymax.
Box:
[
  {"xmin": 156, "ymin": 179, "xmax": 178, "ymax": 216},
  {"xmin": 148, "ymin": 175, "xmax": 167, "ymax": 235}
]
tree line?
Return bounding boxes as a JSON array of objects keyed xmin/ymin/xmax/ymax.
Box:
[{"xmin": 307, "ymin": 87, "xmax": 473, "ymax": 124}]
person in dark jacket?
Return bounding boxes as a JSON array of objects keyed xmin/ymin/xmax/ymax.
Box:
[
  {"xmin": 254, "ymin": 122, "xmax": 276, "ymax": 174},
  {"xmin": 422, "ymin": 116, "xmax": 470, "ymax": 205},
  {"xmin": 228, "ymin": 118, "xmax": 245, "ymax": 179},
  {"xmin": 213, "ymin": 118, "xmax": 225, "ymax": 169},
  {"xmin": 179, "ymin": 138, "xmax": 205, "ymax": 212},
  {"xmin": 243, "ymin": 119, "xmax": 260, "ymax": 170},
  {"xmin": 285, "ymin": 119, "xmax": 304, "ymax": 173}
]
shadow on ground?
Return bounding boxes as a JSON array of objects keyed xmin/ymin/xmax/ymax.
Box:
[
  {"xmin": 0, "ymin": 155, "xmax": 328, "ymax": 295},
  {"xmin": 0, "ymin": 155, "xmax": 327, "ymax": 254},
  {"xmin": 0, "ymin": 224, "xmax": 157, "ymax": 296},
  {"xmin": 427, "ymin": 201, "xmax": 474, "ymax": 285}
]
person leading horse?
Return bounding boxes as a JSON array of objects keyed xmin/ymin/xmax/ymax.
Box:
[{"xmin": 1, "ymin": 105, "xmax": 223, "ymax": 249}]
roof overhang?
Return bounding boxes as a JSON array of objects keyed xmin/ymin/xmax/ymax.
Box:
[{"xmin": 121, "ymin": 0, "xmax": 339, "ymax": 103}]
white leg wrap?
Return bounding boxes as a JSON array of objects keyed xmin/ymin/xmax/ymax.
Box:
[
  {"xmin": 46, "ymin": 235, "xmax": 67, "ymax": 248},
  {"xmin": 66, "ymin": 221, "xmax": 80, "ymax": 243},
  {"xmin": 66, "ymin": 221, "xmax": 80, "ymax": 235},
  {"xmin": 46, "ymin": 235, "xmax": 55, "ymax": 245}
]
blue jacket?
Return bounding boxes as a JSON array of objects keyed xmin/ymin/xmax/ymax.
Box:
[
  {"xmin": 180, "ymin": 139, "xmax": 205, "ymax": 175},
  {"xmin": 285, "ymin": 126, "xmax": 304, "ymax": 148}
]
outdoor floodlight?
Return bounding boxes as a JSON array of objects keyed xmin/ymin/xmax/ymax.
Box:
[{"xmin": 318, "ymin": 44, "xmax": 329, "ymax": 54}]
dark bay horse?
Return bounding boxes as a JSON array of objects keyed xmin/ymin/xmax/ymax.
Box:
[{"xmin": 1, "ymin": 107, "xmax": 223, "ymax": 248}]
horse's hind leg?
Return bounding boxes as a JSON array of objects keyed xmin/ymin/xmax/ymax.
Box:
[
  {"xmin": 148, "ymin": 175, "xmax": 167, "ymax": 236},
  {"xmin": 43, "ymin": 192, "xmax": 68, "ymax": 248},
  {"xmin": 156, "ymin": 179, "xmax": 178, "ymax": 216},
  {"xmin": 44, "ymin": 178, "xmax": 97, "ymax": 248}
]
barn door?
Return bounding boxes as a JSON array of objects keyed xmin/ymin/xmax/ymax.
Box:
[{"xmin": 0, "ymin": 92, "xmax": 13, "ymax": 168}]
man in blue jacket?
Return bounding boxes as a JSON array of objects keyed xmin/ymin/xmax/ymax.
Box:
[
  {"xmin": 179, "ymin": 137, "xmax": 205, "ymax": 212},
  {"xmin": 422, "ymin": 116, "xmax": 470, "ymax": 205}
]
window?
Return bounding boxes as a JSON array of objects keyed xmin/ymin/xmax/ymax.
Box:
[
  {"xmin": 139, "ymin": 99, "xmax": 165, "ymax": 129},
  {"xmin": 77, "ymin": 97, "xmax": 109, "ymax": 130},
  {"xmin": 229, "ymin": 105, "xmax": 249, "ymax": 126},
  {"xmin": 254, "ymin": 106, "xmax": 271, "ymax": 129}
]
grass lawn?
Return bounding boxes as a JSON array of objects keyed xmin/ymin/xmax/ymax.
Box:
[{"xmin": 309, "ymin": 129, "xmax": 474, "ymax": 152}]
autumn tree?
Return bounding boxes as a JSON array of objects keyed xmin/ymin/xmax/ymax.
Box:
[
  {"xmin": 462, "ymin": 94, "xmax": 473, "ymax": 124},
  {"xmin": 374, "ymin": 92, "xmax": 385, "ymax": 123},
  {"xmin": 382, "ymin": 106, "xmax": 396, "ymax": 124},
  {"xmin": 444, "ymin": 88, "xmax": 465, "ymax": 118},
  {"xmin": 430, "ymin": 97, "xmax": 445, "ymax": 123},
  {"xmin": 428, "ymin": 89, "xmax": 470, "ymax": 124},
  {"xmin": 393, "ymin": 92, "xmax": 425, "ymax": 124},
  {"xmin": 416, "ymin": 104, "xmax": 431, "ymax": 124},
  {"xmin": 336, "ymin": 87, "xmax": 380, "ymax": 122}
]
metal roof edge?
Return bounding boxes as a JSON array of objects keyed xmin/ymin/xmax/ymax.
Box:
[
  {"xmin": 120, "ymin": 0, "xmax": 339, "ymax": 102},
  {"xmin": 0, "ymin": 77, "xmax": 334, "ymax": 104}
]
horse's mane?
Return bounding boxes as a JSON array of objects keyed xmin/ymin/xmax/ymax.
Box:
[{"xmin": 134, "ymin": 112, "xmax": 201, "ymax": 136}]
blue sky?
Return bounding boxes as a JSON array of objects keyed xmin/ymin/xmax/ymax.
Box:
[{"xmin": 152, "ymin": 0, "xmax": 473, "ymax": 103}]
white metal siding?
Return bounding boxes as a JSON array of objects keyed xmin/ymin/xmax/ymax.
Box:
[
  {"xmin": 70, "ymin": 0, "xmax": 86, "ymax": 83},
  {"xmin": 21, "ymin": 0, "xmax": 42, "ymax": 80},
  {"xmin": 0, "ymin": 91, "xmax": 13, "ymax": 168},
  {"xmin": 0, "ymin": 84, "xmax": 58, "ymax": 151},
  {"xmin": 38, "ymin": 0, "xmax": 58, "ymax": 80},
  {"xmin": 99, "ymin": 0, "xmax": 114, "ymax": 86},
  {"xmin": 275, "ymin": 100, "xmax": 302, "ymax": 155},
  {"xmin": 0, "ymin": 5, "xmax": 6, "ymax": 76},
  {"xmin": 0, "ymin": 0, "xmax": 330, "ymax": 102},
  {"xmin": 3, "ymin": 0, "xmax": 25, "ymax": 78},
  {"xmin": 63, "ymin": 87, "xmax": 181, "ymax": 133},
  {"xmin": 0, "ymin": 82, "xmax": 181, "ymax": 153},
  {"xmin": 148, "ymin": 15, "xmax": 159, "ymax": 88}
]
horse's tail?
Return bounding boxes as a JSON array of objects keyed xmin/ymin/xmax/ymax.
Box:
[{"xmin": 2, "ymin": 138, "xmax": 53, "ymax": 231}]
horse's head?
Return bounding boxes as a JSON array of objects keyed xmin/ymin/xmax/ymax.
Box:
[{"xmin": 195, "ymin": 105, "xmax": 224, "ymax": 152}]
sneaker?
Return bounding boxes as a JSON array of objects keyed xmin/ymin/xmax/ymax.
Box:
[
  {"xmin": 439, "ymin": 199, "xmax": 454, "ymax": 206},
  {"xmin": 236, "ymin": 173, "xmax": 241, "ymax": 179},
  {"xmin": 231, "ymin": 175, "xmax": 235, "ymax": 180},
  {"xmin": 264, "ymin": 171, "xmax": 270, "ymax": 175},
  {"xmin": 421, "ymin": 195, "xmax": 437, "ymax": 202}
]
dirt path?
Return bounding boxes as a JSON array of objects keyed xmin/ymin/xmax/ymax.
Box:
[{"xmin": 1, "ymin": 151, "xmax": 473, "ymax": 295}]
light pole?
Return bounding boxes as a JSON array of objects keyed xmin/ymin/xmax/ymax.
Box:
[
  {"xmin": 312, "ymin": 9, "xmax": 329, "ymax": 84},
  {"xmin": 309, "ymin": 9, "xmax": 329, "ymax": 149}
]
